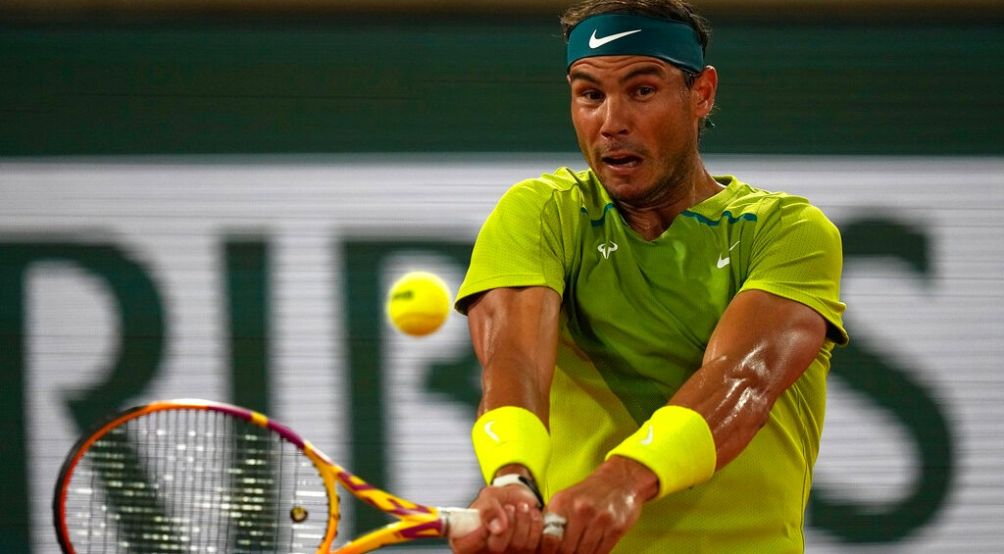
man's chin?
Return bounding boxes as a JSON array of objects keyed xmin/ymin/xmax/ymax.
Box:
[
  {"xmin": 604, "ymin": 184, "xmax": 653, "ymax": 205},
  {"xmin": 597, "ymin": 171, "xmax": 645, "ymax": 197}
]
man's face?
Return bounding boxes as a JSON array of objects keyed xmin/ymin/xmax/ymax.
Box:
[{"xmin": 567, "ymin": 55, "xmax": 715, "ymax": 205}]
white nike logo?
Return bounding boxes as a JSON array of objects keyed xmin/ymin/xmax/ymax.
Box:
[
  {"xmin": 640, "ymin": 424, "xmax": 654, "ymax": 446},
  {"xmin": 716, "ymin": 241, "xmax": 741, "ymax": 269},
  {"xmin": 484, "ymin": 421, "xmax": 500, "ymax": 443},
  {"xmin": 589, "ymin": 28, "xmax": 643, "ymax": 49}
]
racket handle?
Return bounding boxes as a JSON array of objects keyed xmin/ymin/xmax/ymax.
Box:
[{"xmin": 442, "ymin": 507, "xmax": 481, "ymax": 537}]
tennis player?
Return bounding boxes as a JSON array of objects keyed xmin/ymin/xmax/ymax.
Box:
[{"xmin": 451, "ymin": 1, "xmax": 848, "ymax": 552}]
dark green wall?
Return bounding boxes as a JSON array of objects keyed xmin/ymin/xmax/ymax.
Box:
[{"xmin": 2, "ymin": 16, "xmax": 1002, "ymax": 156}]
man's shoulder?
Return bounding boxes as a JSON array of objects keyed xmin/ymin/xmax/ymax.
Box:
[
  {"xmin": 501, "ymin": 167, "xmax": 606, "ymax": 212},
  {"xmin": 712, "ymin": 176, "xmax": 829, "ymax": 223},
  {"xmin": 510, "ymin": 167, "xmax": 593, "ymax": 194}
]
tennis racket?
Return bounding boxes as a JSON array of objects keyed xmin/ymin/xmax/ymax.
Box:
[{"xmin": 53, "ymin": 398, "xmax": 481, "ymax": 553}]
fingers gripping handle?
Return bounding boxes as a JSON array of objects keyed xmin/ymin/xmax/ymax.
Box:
[
  {"xmin": 442, "ymin": 508, "xmax": 482, "ymax": 537},
  {"xmin": 442, "ymin": 507, "xmax": 565, "ymax": 540}
]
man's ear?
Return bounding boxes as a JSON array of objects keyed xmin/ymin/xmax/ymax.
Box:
[{"xmin": 693, "ymin": 65, "xmax": 718, "ymax": 119}]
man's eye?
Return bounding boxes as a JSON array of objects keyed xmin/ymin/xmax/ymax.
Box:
[{"xmin": 636, "ymin": 86, "xmax": 656, "ymax": 97}]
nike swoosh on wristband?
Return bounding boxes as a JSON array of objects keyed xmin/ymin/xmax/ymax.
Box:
[
  {"xmin": 640, "ymin": 424, "xmax": 654, "ymax": 446},
  {"xmin": 484, "ymin": 421, "xmax": 500, "ymax": 443},
  {"xmin": 588, "ymin": 28, "xmax": 643, "ymax": 49}
]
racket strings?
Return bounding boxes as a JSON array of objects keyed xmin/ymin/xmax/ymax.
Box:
[{"xmin": 60, "ymin": 408, "xmax": 331, "ymax": 553}]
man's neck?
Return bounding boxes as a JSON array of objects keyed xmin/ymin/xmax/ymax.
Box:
[{"xmin": 617, "ymin": 172, "xmax": 723, "ymax": 241}]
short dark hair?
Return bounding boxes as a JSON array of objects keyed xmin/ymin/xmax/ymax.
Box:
[{"xmin": 560, "ymin": 0, "xmax": 712, "ymax": 75}]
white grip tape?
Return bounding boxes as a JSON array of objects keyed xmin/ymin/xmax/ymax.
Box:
[
  {"xmin": 443, "ymin": 507, "xmax": 481, "ymax": 537},
  {"xmin": 542, "ymin": 512, "xmax": 566, "ymax": 538}
]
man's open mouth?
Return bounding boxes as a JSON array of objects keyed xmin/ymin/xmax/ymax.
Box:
[{"xmin": 602, "ymin": 154, "xmax": 642, "ymax": 167}]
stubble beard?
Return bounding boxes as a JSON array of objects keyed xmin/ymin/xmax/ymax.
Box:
[{"xmin": 603, "ymin": 146, "xmax": 700, "ymax": 211}]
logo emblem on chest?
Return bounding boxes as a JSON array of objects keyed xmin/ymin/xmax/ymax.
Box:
[{"xmin": 597, "ymin": 241, "xmax": 619, "ymax": 259}]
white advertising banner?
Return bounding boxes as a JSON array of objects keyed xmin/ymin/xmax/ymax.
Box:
[{"xmin": 2, "ymin": 154, "xmax": 1002, "ymax": 552}]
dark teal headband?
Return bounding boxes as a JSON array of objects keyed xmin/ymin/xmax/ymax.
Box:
[{"xmin": 566, "ymin": 12, "xmax": 704, "ymax": 74}]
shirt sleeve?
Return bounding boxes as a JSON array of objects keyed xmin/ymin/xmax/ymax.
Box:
[
  {"xmin": 455, "ymin": 180, "xmax": 568, "ymax": 315},
  {"xmin": 740, "ymin": 198, "xmax": 849, "ymax": 345}
]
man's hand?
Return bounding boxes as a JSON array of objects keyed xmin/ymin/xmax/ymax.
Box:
[
  {"xmin": 449, "ymin": 483, "xmax": 543, "ymax": 554},
  {"xmin": 539, "ymin": 456, "xmax": 657, "ymax": 554}
]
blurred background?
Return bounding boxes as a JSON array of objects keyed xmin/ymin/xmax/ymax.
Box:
[{"xmin": 1, "ymin": 0, "xmax": 1002, "ymax": 552}]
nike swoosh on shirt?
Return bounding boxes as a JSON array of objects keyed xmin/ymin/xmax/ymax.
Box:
[
  {"xmin": 589, "ymin": 29, "xmax": 643, "ymax": 49},
  {"xmin": 717, "ymin": 240, "xmax": 740, "ymax": 268}
]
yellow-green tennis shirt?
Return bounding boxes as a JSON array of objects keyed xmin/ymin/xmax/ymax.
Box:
[{"xmin": 457, "ymin": 168, "xmax": 848, "ymax": 553}]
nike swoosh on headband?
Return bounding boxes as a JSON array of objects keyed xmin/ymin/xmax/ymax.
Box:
[
  {"xmin": 588, "ymin": 28, "xmax": 643, "ymax": 48},
  {"xmin": 567, "ymin": 13, "xmax": 704, "ymax": 73}
]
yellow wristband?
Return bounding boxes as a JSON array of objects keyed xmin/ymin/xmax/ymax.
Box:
[
  {"xmin": 605, "ymin": 405, "xmax": 717, "ymax": 499},
  {"xmin": 471, "ymin": 406, "xmax": 551, "ymax": 485}
]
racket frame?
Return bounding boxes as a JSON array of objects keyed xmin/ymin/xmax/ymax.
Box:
[{"xmin": 53, "ymin": 398, "xmax": 476, "ymax": 554}]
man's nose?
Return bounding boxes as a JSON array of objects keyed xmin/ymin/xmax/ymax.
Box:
[{"xmin": 599, "ymin": 96, "xmax": 631, "ymax": 137}]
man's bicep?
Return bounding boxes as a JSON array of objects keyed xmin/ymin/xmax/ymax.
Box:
[
  {"xmin": 467, "ymin": 286, "xmax": 562, "ymax": 417},
  {"xmin": 703, "ymin": 289, "xmax": 827, "ymax": 390}
]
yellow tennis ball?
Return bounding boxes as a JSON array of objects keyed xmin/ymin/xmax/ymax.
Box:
[{"xmin": 386, "ymin": 271, "xmax": 452, "ymax": 337}]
